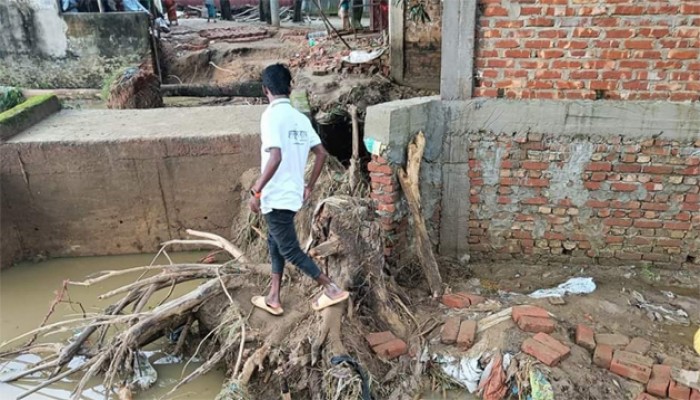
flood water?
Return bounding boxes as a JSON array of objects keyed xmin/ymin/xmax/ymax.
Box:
[
  {"xmin": 0, "ymin": 253, "xmax": 225, "ymax": 400},
  {"xmin": 0, "ymin": 254, "xmax": 476, "ymax": 400}
]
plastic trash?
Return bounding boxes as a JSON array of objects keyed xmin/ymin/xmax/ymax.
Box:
[
  {"xmin": 307, "ymin": 30, "xmax": 328, "ymax": 40},
  {"xmin": 529, "ymin": 277, "xmax": 596, "ymax": 299},
  {"xmin": 529, "ymin": 370, "xmax": 554, "ymax": 400},
  {"xmin": 432, "ymin": 353, "xmax": 483, "ymax": 393},
  {"xmin": 695, "ymin": 327, "xmax": 700, "ymax": 356},
  {"xmin": 630, "ymin": 290, "xmax": 690, "ymax": 325},
  {"xmin": 131, "ymin": 351, "xmax": 157, "ymax": 390},
  {"xmin": 671, "ymin": 368, "xmax": 700, "ymax": 390},
  {"xmin": 341, "ymin": 48, "xmax": 385, "ymax": 64}
]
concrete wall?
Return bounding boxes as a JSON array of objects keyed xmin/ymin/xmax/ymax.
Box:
[
  {"xmin": 0, "ymin": 2, "xmax": 150, "ymax": 89},
  {"xmin": 0, "ymin": 106, "xmax": 264, "ymax": 268},
  {"xmin": 366, "ymin": 99, "xmax": 700, "ymax": 269},
  {"xmin": 475, "ymin": 0, "xmax": 700, "ymax": 101}
]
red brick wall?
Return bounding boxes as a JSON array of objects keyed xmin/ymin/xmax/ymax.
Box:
[
  {"xmin": 475, "ymin": 0, "xmax": 700, "ymax": 101},
  {"xmin": 467, "ymin": 134, "xmax": 700, "ymax": 268},
  {"xmin": 368, "ymin": 155, "xmax": 407, "ymax": 259}
]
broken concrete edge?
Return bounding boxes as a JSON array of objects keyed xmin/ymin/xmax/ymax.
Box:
[
  {"xmin": 365, "ymin": 99, "xmax": 700, "ymax": 167},
  {"xmin": 0, "ymin": 94, "xmax": 61, "ymax": 142}
]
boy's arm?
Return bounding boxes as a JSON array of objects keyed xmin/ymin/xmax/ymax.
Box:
[
  {"xmin": 305, "ymin": 144, "xmax": 327, "ymax": 200},
  {"xmin": 252, "ymin": 148, "xmax": 282, "ymax": 194}
]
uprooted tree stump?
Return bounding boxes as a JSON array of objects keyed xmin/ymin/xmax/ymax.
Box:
[
  {"xmin": 0, "ymin": 194, "xmax": 424, "ymax": 400},
  {"xmin": 106, "ymin": 64, "xmax": 163, "ymax": 110}
]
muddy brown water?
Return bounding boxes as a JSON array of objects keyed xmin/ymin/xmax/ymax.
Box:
[
  {"xmin": 0, "ymin": 254, "xmax": 472, "ymax": 400},
  {"xmin": 0, "ymin": 253, "xmax": 226, "ymax": 400}
]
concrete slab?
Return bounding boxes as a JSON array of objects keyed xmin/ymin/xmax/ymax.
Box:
[{"xmin": 9, "ymin": 105, "xmax": 266, "ymax": 143}]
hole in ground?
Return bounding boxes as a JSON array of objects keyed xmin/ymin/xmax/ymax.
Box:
[{"xmin": 315, "ymin": 115, "xmax": 369, "ymax": 167}]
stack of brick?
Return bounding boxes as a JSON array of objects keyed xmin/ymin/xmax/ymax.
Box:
[
  {"xmin": 440, "ymin": 292, "xmax": 486, "ymax": 309},
  {"xmin": 521, "ymin": 332, "xmax": 571, "ymax": 366},
  {"xmin": 440, "ymin": 316, "xmax": 478, "ymax": 351},
  {"xmin": 365, "ymin": 331, "xmax": 407, "ymax": 360},
  {"xmin": 576, "ymin": 326, "xmax": 699, "ymax": 399},
  {"xmin": 368, "ymin": 155, "xmax": 405, "ymax": 258},
  {"xmin": 512, "ymin": 305, "xmax": 555, "ymax": 333}
]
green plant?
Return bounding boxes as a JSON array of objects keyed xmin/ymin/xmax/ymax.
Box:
[
  {"xmin": 0, "ymin": 86, "xmax": 25, "ymax": 113},
  {"xmin": 640, "ymin": 264, "xmax": 658, "ymax": 281},
  {"xmin": 395, "ymin": 0, "xmax": 431, "ymax": 23},
  {"xmin": 101, "ymin": 66, "xmax": 137, "ymax": 101}
]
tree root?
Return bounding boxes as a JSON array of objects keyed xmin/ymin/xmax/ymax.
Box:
[{"xmin": 2, "ymin": 192, "xmax": 425, "ymax": 399}]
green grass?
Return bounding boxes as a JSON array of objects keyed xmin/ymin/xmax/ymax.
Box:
[{"xmin": 0, "ymin": 94, "xmax": 55, "ymax": 123}]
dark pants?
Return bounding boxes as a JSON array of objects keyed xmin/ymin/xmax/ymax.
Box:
[{"xmin": 265, "ymin": 209, "xmax": 321, "ymax": 279}]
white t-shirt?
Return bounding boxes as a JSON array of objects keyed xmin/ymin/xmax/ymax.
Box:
[{"xmin": 260, "ymin": 98, "xmax": 321, "ymax": 214}]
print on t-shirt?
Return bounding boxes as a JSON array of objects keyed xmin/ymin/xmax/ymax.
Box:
[{"xmin": 288, "ymin": 130, "xmax": 308, "ymax": 145}]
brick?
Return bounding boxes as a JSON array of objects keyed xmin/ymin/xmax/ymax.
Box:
[
  {"xmin": 634, "ymin": 220, "xmax": 663, "ymax": 229},
  {"xmin": 523, "ymin": 161, "xmax": 549, "ymax": 170},
  {"xmin": 576, "ymin": 324, "xmax": 596, "ymax": 351},
  {"xmin": 512, "ymin": 305, "xmax": 550, "ymax": 323},
  {"xmin": 440, "ymin": 317, "xmax": 461, "ymax": 345},
  {"xmin": 594, "ymin": 344, "xmax": 614, "ymax": 369},
  {"xmin": 518, "ymin": 315, "xmax": 555, "ymax": 334},
  {"xmin": 610, "ymin": 351, "xmax": 654, "ymax": 384},
  {"xmin": 636, "ymin": 394, "xmax": 659, "ymax": 400},
  {"xmin": 456, "ymin": 320, "xmax": 477, "ymax": 350},
  {"xmin": 366, "ymin": 331, "xmax": 395, "ymax": 347},
  {"xmin": 596, "ymin": 333, "xmax": 630, "ymax": 348},
  {"xmin": 669, "ymin": 381, "xmax": 691, "ymax": 400},
  {"xmin": 612, "ymin": 182, "xmax": 638, "ymax": 192},
  {"xmin": 586, "ymin": 162, "xmax": 613, "ymax": 172},
  {"xmin": 522, "ymin": 338, "xmax": 565, "ymax": 366},
  {"xmin": 691, "ymin": 390, "xmax": 700, "ymax": 400},
  {"xmin": 647, "ymin": 364, "xmax": 672, "ymax": 397},
  {"xmin": 625, "ymin": 337, "xmax": 651, "ymax": 355},
  {"xmin": 441, "ymin": 294, "xmax": 470, "ymax": 309},
  {"xmin": 367, "ymin": 162, "xmax": 392, "ymax": 174},
  {"xmin": 373, "ymin": 338, "xmax": 407, "ymax": 360},
  {"xmin": 533, "ymin": 332, "xmax": 571, "ymax": 358},
  {"xmin": 460, "ymin": 294, "xmax": 486, "ymax": 306}
]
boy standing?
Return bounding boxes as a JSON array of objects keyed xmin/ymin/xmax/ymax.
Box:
[{"xmin": 249, "ymin": 64, "xmax": 349, "ymax": 316}]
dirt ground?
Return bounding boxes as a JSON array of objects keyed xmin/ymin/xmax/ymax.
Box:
[{"xmin": 159, "ymin": 18, "xmax": 434, "ymax": 111}]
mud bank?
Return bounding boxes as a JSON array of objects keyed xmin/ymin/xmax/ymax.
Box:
[{"xmin": 0, "ymin": 106, "xmax": 265, "ymax": 269}]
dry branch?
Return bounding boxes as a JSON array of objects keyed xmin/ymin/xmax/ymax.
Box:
[{"xmin": 398, "ymin": 132, "xmax": 444, "ymax": 298}]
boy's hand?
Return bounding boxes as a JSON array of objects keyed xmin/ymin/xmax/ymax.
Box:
[
  {"xmin": 304, "ymin": 184, "xmax": 313, "ymax": 202},
  {"xmin": 249, "ymin": 196, "xmax": 260, "ymax": 214}
]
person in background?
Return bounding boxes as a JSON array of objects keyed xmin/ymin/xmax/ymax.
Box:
[
  {"xmin": 338, "ymin": 0, "xmax": 350, "ymax": 30},
  {"xmin": 205, "ymin": 0, "xmax": 217, "ymax": 23},
  {"xmin": 61, "ymin": 0, "xmax": 80, "ymax": 12},
  {"xmin": 249, "ymin": 64, "xmax": 349, "ymax": 316},
  {"xmin": 163, "ymin": 0, "xmax": 178, "ymax": 25}
]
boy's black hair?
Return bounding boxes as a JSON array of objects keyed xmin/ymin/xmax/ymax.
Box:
[{"xmin": 262, "ymin": 64, "xmax": 292, "ymax": 96}]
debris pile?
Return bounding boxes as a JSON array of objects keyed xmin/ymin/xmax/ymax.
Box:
[{"xmin": 428, "ymin": 286, "xmax": 700, "ymax": 400}]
